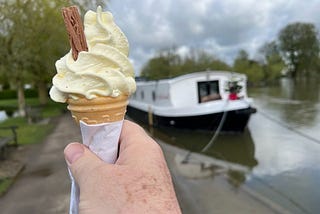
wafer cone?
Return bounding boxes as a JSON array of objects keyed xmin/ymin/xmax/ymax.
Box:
[{"xmin": 67, "ymin": 95, "xmax": 128, "ymax": 125}]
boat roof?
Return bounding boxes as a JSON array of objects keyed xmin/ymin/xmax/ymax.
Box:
[{"xmin": 136, "ymin": 70, "xmax": 246, "ymax": 84}]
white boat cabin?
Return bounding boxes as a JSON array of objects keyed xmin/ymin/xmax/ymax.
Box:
[{"xmin": 130, "ymin": 71, "xmax": 250, "ymax": 116}]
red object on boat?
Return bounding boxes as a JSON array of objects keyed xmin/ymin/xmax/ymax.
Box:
[{"xmin": 229, "ymin": 93, "xmax": 238, "ymax": 100}]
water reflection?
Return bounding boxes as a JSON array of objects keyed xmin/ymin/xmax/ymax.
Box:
[
  {"xmin": 147, "ymin": 125, "xmax": 258, "ymax": 186},
  {"xmin": 205, "ymin": 130, "xmax": 258, "ymax": 168}
]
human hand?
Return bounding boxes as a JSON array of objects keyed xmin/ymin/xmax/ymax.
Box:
[{"xmin": 64, "ymin": 120, "xmax": 181, "ymax": 214}]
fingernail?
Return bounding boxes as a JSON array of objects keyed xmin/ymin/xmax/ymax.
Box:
[{"xmin": 64, "ymin": 143, "xmax": 84, "ymax": 165}]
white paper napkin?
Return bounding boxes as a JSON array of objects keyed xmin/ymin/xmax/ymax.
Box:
[{"xmin": 69, "ymin": 120, "xmax": 123, "ymax": 214}]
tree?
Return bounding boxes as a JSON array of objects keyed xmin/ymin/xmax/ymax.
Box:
[
  {"xmin": 140, "ymin": 48, "xmax": 231, "ymax": 80},
  {"xmin": 233, "ymin": 50, "xmax": 250, "ymax": 74},
  {"xmin": 19, "ymin": 0, "xmax": 107, "ymax": 105},
  {"xmin": 259, "ymin": 41, "xmax": 285, "ymax": 81},
  {"xmin": 0, "ymin": 0, "xmax": 74, "ymax": 113},
  {"xmin": 278, "ymin": 22, "xmax": 319, "ymax": 78},
  {"xmin": 141, "ymin": 48, "xmax": 180, "ymax": 80},
  {"xmin": 0, "ymin": 0, "xmax": 107, "ymax": 115},
  {"xmin": 24, "ymin": 0, "xmax": 71, "ymax": 105},
  {"xmin": 193, "ymin": 50, "xmax": 231, "ymax": 72},
  {"xmin": 0, "ymin": 0, "xmax": 34, "ymax": 115},
  {"xmin": 233, "ymin": 49, "xmax": 264, "ymax": 84}
]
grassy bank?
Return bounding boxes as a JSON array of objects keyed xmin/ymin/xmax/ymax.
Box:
[
  {"xmin": 0, "ymin": 178, "xmax": 13, "ymax": 196},
  {"xmin": 0, "ymin": 98, "xmax": 66, "ymax": 145}
]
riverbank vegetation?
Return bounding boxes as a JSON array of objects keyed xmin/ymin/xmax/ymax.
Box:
[{"xmin": 141, "ymin": 22, "xmax": 320, "ymax": 84}]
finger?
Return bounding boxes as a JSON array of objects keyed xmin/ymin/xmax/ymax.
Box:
[
  {"xmin": 119, "ymin": 120, "xmax": 149, "ymax": 148},
  {"xmin": 117, "ymin": 120, "xmax": 164, "ymax": 165},
  {"xmin": 64, "ymin": 143, "xmax": 106, "ymax": 185}
]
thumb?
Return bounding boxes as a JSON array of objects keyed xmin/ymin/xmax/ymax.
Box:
[{"xmin": 64, "ymin": 143, "xmax": 104, "ymax": 185}]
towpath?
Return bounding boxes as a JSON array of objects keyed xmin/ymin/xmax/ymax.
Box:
[{"xmin": 0, "ymin": 113, "xmax": 284, "ymax": 213}]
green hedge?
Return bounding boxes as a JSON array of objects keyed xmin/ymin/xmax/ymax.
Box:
[
  {"xmin": 0, "ymin": 90, "xmax": 16, "ymax": 99},
  {"xmin": 0, "ymin": 89, "xmax": 39, "ymax": 99},
  {"xmin": 26, "ymin": 89, "xmax": 39, "ymax": 98}
]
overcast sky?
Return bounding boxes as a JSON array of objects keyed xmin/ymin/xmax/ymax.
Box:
[{"xmin": 107, "ymin": 0, "xmax": 320, "ymax": 75}]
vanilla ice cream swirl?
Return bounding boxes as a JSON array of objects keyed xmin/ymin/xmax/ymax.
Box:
[{"xmin": 50, "ymin": 6, "xmax": 136, "ymax": 103}]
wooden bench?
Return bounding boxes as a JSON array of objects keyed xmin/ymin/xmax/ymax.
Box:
[{"xmin": 0, "ymin": 126, "xmax": 18, "ymax": 159}]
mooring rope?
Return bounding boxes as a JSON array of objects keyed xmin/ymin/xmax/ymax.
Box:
[
  {"xmin": 201, "ymin": 100, "xmax": 229, "ymax": 153},
  {"xmin": 181, "ymin": 99, "xmax": 229, "ymax": 163}
]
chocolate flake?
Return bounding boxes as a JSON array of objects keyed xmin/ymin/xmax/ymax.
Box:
[{"xmin": 62, "ymin": 6, "xmax": 88, "ymax": 60}]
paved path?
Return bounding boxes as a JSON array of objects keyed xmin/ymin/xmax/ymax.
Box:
[
  {"xmin": 0, "ymin": 114, "xmax": 80, "ymax": 213},
  {"xmin": 0, "ymin": 114, "xmax": 286, "ymax": 213}
]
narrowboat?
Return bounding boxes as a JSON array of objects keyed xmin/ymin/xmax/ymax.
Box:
[{"xmin": 127, "ymin": 71, "xmax": 256, "ymax": 132}]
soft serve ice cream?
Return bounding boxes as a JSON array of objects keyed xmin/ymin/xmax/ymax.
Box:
[
  {"xmin": 50, "ymin": 6, "xmax": 136, "ymax": 103},
  {"xmin": 53, "ymin": 6, "xmax": 136, "ymax": 213}
]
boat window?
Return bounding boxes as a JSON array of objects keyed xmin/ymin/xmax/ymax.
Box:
[
  {"xmin": 197, "ymin": 80, "xmax": 221, "ymax": 103},
  {"xmin": 141, "ymin": 91, "xmax": 144, "ymax": 100}
]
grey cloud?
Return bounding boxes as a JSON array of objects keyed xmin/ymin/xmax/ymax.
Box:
[{"xmin": 109, "ymin": 0, "xmax": 320, "ymax": 74}]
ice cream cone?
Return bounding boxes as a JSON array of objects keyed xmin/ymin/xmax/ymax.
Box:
[{"xmin": 67, "ymin": 94, "xmax": 128, "ymax": 125}]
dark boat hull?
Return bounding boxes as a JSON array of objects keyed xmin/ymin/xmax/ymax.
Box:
[{"xmin": 127, "ymin": 106, "xmax": 256, "ymax": 132}]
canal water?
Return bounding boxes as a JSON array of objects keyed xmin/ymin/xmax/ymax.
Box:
[{"xmin": 139, "ymin": 77, "xmax": 320, "ymax": 214}]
